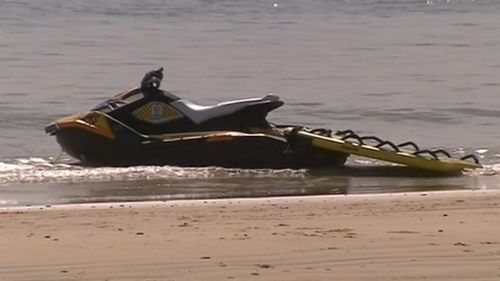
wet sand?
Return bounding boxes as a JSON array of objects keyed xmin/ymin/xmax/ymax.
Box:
[{"xmin": 1, "ymin": 190, "xmax": 500, "ymax": 281}]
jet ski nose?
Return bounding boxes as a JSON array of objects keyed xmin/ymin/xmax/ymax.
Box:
[
  {"xmin": 45, "ymin": 122, "xmax": 60, "ymax": 135},
  {"xmin": 263, "ymin": 93, "xmax": 280, "ymax": 101}
]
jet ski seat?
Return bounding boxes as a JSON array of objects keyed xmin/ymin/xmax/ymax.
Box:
[{"xmin": 170, "ymin": 94, "xmax": 280, "ymax": 124}]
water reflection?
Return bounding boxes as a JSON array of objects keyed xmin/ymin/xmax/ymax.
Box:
[{"xmin": 0, "ymin": 165, "xmax": 486, "ymax": 207}]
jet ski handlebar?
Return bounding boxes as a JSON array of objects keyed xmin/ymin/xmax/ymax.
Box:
[{"xmin": 141, "ymin": 67, "xmax": 164, "ymax": 90}]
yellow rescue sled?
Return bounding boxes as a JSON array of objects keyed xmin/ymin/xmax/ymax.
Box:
[{"xmin": 285, "ymin": 128, "xmax": 481, "ymax": 174}]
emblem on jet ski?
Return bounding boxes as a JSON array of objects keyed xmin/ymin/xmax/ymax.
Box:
[{"xmin": 133, "ymin": 101, "xmax": 182, "ymax": 124}]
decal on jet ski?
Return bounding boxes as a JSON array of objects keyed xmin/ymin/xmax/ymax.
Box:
[
  {"xmin": 206, "ymin": 135, "xmax": 235, "ymax": 143},
  {"xmin": 133, "ymin": 101, "xmax": 183, "ymax": 124},
  {"xmin": 53, "ymin": 112, "xmax": 115, "ymax": 140},
  {"xmin": 79, "ymin": 112, "xmax": 115, "ymax": 140}
]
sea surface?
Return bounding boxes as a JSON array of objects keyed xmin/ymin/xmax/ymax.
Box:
[{"xmin": 1, "ymin": 0, "xmax": 500, "ymax": 207}]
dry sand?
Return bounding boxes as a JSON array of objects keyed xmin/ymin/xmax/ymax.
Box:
[{"xmin": 1, "ymin": 190, "xmax": 500, "ymax": 281}]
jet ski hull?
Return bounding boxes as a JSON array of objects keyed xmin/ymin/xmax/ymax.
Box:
[{"xmin": 52, "ymin": 126, "xmax": 348, "ymax": 168}]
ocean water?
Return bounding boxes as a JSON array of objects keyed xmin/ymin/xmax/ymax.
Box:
[{"xmin": 1, "ymin": 0, "xmax": 500, "ymax": 206}]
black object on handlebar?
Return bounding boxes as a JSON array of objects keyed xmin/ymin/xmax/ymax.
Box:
[{"xmin": 141, "ymin": 67, "xmax": 164, "ymax": 90}]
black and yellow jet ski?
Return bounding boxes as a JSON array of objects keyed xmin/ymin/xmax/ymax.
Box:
[
  {"xmin": 44, "ymin": 68, "xmax": 348, "ymax": 168},
  {"xmin": 45, "ymin": 68, "xmax": 481, "ymax": 174}
]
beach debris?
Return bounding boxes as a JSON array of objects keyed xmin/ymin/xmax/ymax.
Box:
[
  {"xmin": 480, "ymin": 241, "xmax": 498, "ymax": 245},
  {"xmin": 255, "ymin": 263, "xmax": 273, "ymax": 269}
]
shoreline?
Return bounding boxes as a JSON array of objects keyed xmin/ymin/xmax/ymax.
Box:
[
  {"xmin": 1, "ymin": 188, "xmax": 498, "ymax": 212},
  {"xmin": 1, "ymin": 190, "xmax": 500, "ymax": 280}
]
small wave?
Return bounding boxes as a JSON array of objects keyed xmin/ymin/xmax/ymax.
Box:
[
  {"xmin": 466, "ymin": 163, "xmax": 500, "ymax": 177},
  {"xmin": 0, "ymin": 157, "xmax": 306, "ymax": 184},
  {"xmin": 1, "ymin": 149, "xmax": 496, "ymax": 184}
]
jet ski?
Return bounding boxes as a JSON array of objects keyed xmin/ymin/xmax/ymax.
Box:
[
  {"xmin": 45, "ymin": 68, "xmax": 480, "ymax": 174},
  {"xmin": 44, "ymin": 68, "xmax": 349, "ymax": 168}
]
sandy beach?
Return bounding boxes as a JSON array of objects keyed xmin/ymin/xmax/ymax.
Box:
[{"xmin": 1, "ymin": 190, "xmax": 500, "ymax": 281}]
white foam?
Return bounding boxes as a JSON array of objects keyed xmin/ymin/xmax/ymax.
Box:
[
  {"xmin": 0, "ymin": 158, "xmax": 306, "ymax": 184},
  {"xmin": 0, "ymin": 162, "xmax": 31, "ymax": 172},
  {"xmin": 475, "ymin": 148, "xmax": 489, "ymax": 155}
]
